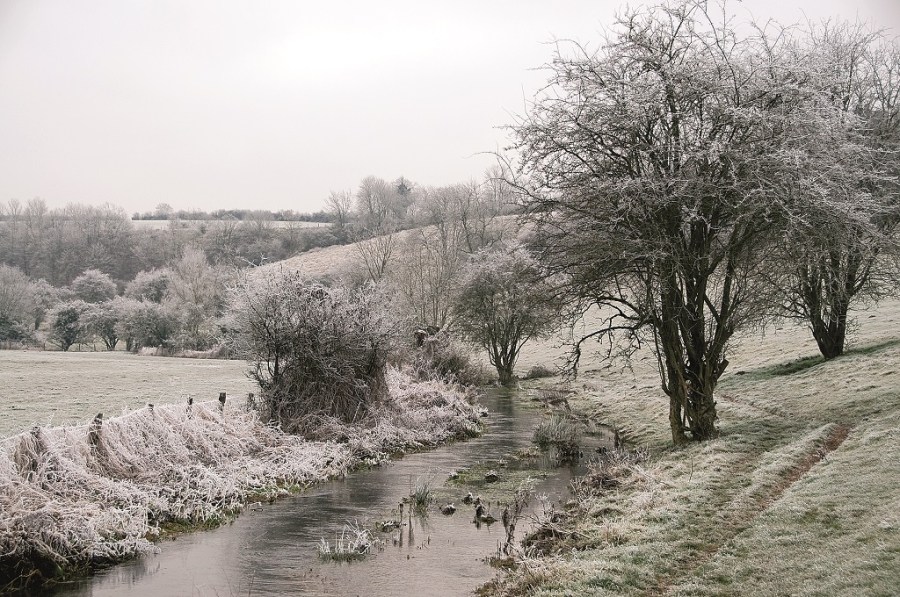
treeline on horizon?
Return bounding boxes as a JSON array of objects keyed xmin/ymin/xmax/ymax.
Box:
[
  {"xmin": 129, "ymin": 205, "xmax": 332, "ymax": 223},
  {"xmin": 0, "ymin": 199, "xmax": 340, "ymax": 287}
]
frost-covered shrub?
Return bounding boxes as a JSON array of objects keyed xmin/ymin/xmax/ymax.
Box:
[
  {"xmin": 523, "ymin": 364, "xmax": 556, "ymax": 380},
  {"xmin": 409, "ymin": 330, "xmax": 487, "ymax": 386},
  {"xmin": 47, "ymin": 300, "xmax": 91, "ymax": 351},
  {"xmin": 229, "ymin": 270, "xmax": 400, "ymax": 429},
  {"xmin": 114, "ymin": 298, "xmax": 180, "ymax": 352}
]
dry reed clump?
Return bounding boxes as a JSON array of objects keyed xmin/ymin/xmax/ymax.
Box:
[
  {"xmin": 0, "ymin": 367, "xmax": 478, "ymax": 589},
  {"xmin": 317, "ymin": 520, "xmax": 382, "ymax": 561}
]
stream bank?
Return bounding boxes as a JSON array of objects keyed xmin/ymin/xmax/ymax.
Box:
[{"xmin": 35, "ymin": 386, "xmax": 612, "ymax": 597}]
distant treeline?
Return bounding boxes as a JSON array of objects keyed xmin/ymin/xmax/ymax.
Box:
[
  {"xmin": 0, "ymin": 199, "xmax": 342, "ymax": 287},
  {"xmin": 130, "ymin": 205, "xmax": 332, "ymax": 223}
]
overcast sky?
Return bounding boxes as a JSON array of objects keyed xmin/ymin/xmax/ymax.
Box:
[{"xmin": 1, "ymin": 0, "xmax": 899, "ymax": 215}]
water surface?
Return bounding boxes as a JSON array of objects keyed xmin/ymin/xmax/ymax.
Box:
[{"xmin": 48, "ymin": 388, "xmax": 609, "ymax": 597}]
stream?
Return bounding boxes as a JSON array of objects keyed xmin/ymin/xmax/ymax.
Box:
[{"xmin": 46, "ymin": 388, "xmax": 611, "ymax": 597}]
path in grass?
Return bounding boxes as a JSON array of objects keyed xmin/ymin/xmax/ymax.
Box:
[{"xmin": 477, "ymin": 299, "xmax": 900, "ymax": 596}]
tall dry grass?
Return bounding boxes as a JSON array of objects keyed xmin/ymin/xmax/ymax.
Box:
[{"xmin": 0, "ymin": 367, "xmax": 479, "ymax": 589}]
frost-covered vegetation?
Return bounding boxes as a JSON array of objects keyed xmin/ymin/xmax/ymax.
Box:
[
  {"xmin": 0, "ymin": 368, "xmax": 479, "ymax": 589},
  {"xmin": 317, "ymin": 521, "xmax": 382, "ymax": 561}
]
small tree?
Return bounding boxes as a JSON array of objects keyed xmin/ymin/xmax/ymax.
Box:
[
  {"xmin": 71, "ymin": 269, "xmax": 117, "ymax": 303},
  {"xmin": 229, "ymin": 270, "xmax": 398, "ymax": 430},
  {"xmin": 83, "ymin": 301, "xmax": 119, "ymax": 350},
  {"xmin": 353, "ymin": 231, "xmax": 397, "ymax": 284},
  {"xmin": 454, "ymin": 245, "xmax": 558, "ymax": 385},
  {"xmin": 48, "ymin": 300, "xmax": 90, "ymax": 351},
  {"xmin": 125, "ymin": 268, "xmax": 171, "ymax": 303}
]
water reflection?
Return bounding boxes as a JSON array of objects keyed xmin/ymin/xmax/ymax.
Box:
[{"xmin": 47, "ymin": 388, "xmax": 607, "ymax": 597}]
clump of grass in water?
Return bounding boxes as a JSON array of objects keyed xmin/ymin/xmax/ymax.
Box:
[
  {"xmin": 533, "ymin": 414, "xmax": 579, "ymax": 456},
  {"xmin": 410, "ymin": 476, "xmax": 433, "ymax": 511},
  {"xmin": 317, "ymin": 521, "xmax": 381, "ymax": 562}
]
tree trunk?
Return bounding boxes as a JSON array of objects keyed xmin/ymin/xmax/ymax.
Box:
[
  {"xmin": 666, "ymin": 379, "xmax": 719, "ymax": 444},
  {"xmin": 810, "ymin": 301, "xmax": 848, "ymax": 360},
  {"xmin": 497, "ymin": 364, "xmax": 515, "ymax": 386},
  {"xmin": 687, "ymin": 384, "xmax": 719, "ymax": 441}
]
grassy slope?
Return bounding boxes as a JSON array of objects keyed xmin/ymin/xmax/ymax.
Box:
[{"xmin": 483, "ymin": 298, "xmax": 900, "ymax": 596}]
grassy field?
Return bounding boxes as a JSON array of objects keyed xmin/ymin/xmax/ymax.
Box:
[
  {"xmin": 480, "ymin": 298, "xmax": 900, "ymax": 596},
  {"xmin": 0, "ymin": 351, "xmax": 255, "ymax": 438}
]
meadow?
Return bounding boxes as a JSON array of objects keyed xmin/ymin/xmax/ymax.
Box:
[{"xmin": 0, "ymin": 351, "xmax": 255, "ymax": 438}]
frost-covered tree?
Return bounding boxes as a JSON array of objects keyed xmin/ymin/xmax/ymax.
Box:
[
  {"xmin": 453, "ymin": 245, "xmax": 558, "ymax": 385},
  {"xmin": 114, "ymin": 298, "xmax": 180, "ymax": 352},
  {"xmin": 0, "ymin": 265, "xmax": 34, "ymax": 341},
  {"xmin": 510, "ymin": 0, "xmax": 869, "ymax": 443},
  {"xmin": 776, "ymin": 25, "xmax": 900, "ymax": 359},
  {"xmin": 124, "ymin": 268, "xmax": 171, "ymax": 303},
  {"xmin": 166, "ymin": 247, "xmax": 229, "ymax": 348},
  {"xmin": 83, "ymin": 301, "xmax": 120, "ymax": 350},
  {"xmin": 48, "ymin": 300, "xmax": 90, "ymax": 351},
  {"xmin": 70, "ymin": 269, "xmax": 117, "ymax": 303}
]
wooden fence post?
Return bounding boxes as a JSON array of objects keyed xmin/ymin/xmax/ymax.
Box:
[{"xmin": 88, "ymin": 413, "xmax": 103, "ymax": 450}]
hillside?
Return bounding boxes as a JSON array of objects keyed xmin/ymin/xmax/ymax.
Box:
[{"xmin": 481, "ymin": 298, "xmax": 900, "ymax": 596}]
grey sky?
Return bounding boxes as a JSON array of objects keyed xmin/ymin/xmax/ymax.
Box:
[{"xmin": 1, "ymin": 0, "xmax": 899, "ymax": 215}]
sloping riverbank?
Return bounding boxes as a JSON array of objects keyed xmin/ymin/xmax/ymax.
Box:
[
  {"xmin": 0, "ymin": 368, "xmax": 480, "ymax": 592},
  {"xmin": 480, "ymin": 300, "xmax": 900, "ymax": 596}
]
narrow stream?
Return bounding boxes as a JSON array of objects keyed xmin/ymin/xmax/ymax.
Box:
[{"xmin": 47, "ymin": 388, "xmax": 610, "ymax": 597}]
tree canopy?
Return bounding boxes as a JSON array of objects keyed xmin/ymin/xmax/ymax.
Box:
[{"xmin": 510, "ymin": 0, "xmax": 880, "ymax": 443}]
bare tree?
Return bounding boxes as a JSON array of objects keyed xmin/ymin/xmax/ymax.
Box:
[
  {"xmin": 776, "ymin": 25, "xmax": 900, "ymax": 358},
  {"xmin": 454, "ymin": 245, "xmax": 558, "ymax": 385},
  {"xmin": 353, "ymin": 231, "xmax": 397, "ymax": 284},
  {"xmin": 355, "ymin": 176, "xmax": 397, "ymax": 233},
  {"xmin": 325, "ymin": 190, "xmax": 354, "ymax": 230},
  {"xmin": 510, "ymin": 0, "xmax": 867, "ymax": 443}
]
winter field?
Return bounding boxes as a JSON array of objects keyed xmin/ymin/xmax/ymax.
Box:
[{"xmin": 0, "ymin": 352, "xmax": 255, "ymax": 438}]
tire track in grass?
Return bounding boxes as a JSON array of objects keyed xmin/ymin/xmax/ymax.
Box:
[{"xmin": 649, "ymin": 423, "xmax": 851, "ymax": 596}]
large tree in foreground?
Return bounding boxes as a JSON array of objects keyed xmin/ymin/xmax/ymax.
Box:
[{"xmin": 510, "ymin": 0, "xmax": 866, "ymax": 443}]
